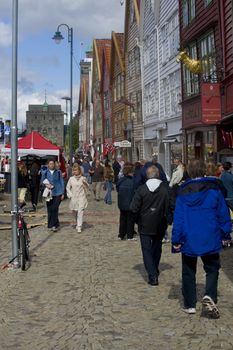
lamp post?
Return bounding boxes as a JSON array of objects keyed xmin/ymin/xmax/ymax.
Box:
[
  {"xmin": 53, "ymin": 24, "xmax": 73, "ymax": 169},
  {"xmin": 11, "ymin": 0, "xmax": 19, "ymax": 263},
  {"xmin": 61, "ymin": 96, "xmax": 71, "ymax": 156}
]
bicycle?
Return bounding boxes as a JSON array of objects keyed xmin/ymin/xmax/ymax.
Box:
[{"xmin": 10, "ymin": 206, "xmax": 31, "ymax": 271}]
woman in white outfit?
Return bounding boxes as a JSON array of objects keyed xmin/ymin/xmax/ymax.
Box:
[{"xmin": 66, "ymin": 164, "xmax": 89, "ymax": 233}]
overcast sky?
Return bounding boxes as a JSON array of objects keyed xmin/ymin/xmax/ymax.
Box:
[{"xmin": 0, "ymin": 0, "xmax": 125, "ymax": 126}]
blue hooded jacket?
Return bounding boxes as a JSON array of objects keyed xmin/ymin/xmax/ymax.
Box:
[{"xmin": 172, "ymin": 177, "xmax": 232, "ymax": 257}]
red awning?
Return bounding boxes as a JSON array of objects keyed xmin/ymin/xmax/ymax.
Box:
[{"xmin": 4, "ymin": 131, "xmax": 60, "ymax": 157}]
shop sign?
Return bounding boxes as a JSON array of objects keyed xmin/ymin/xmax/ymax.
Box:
[
  {"xmin": 183, "ymin": 100, "xmax": 201, "ymax": 128},
  {"xmin": 201, "ymin": 83, "xmax": 221, "ymax": 124},
  {"xmin": 114, "ymin": 140, "xmax": 131, "ymax": 148}
]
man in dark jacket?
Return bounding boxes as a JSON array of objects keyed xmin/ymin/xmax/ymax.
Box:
[
  {"xmin": 130, "ymin": 165, "xmax": 170, "ymax": 286},
  {"xmin": 172, "ymin": 159, "xmax": 232, "ymax": 318},
  {"xmin": 134, "ymin": 155, "xmax": 167, "ymax": 189},
  {"xmin": 116, "ymin": 163, "xmax": 136, "ymax": 240},
  {"xmin": 221, "ymin": 162, "xmax": 233, "ymax": 210}
]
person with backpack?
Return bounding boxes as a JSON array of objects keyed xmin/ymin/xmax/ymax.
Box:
[
  {"xmin": 41, "ymin": 159, "xmax": 64, "ymax": 232},
  {"xmin": 130, "ymin": 165, "xmax": 170, "ymax": 286}
]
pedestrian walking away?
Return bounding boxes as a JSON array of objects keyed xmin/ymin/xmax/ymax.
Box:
[
  {"xmin": 134, "ymin": 154, "xmax": 167, "ymax": 189},
  {"xmin": 89, "ymin": 159, "xmax": 104, "ymax": 201},
  {"xmin": 116, "ymin": 163, "xmax": 135, "ymax": 240},
  {"xmin": 104, "ymin": 160, "xmax": 114, "ymax": 205},
  {"xmin": 172, "ymin": 159, "xmax": 232, "ymax": 318},
  {"xmin": 41, "ymin": 159, "xmax": 64, "ymax": 232},
  {"xmin": 29, "ymin": 158, "xmax": 41, "ymax": 210},
  {"xmin": 220, "ymin": 162, "xmax": 233, "ymax": 210},
  {"xmin": 66, "ymin": 164, "xmax": 89, "ymax": 233},
  {"xmin": 112, "ymin": 156, "xmax": 122, "ymax": 184},
  {"xmin": 130, "ymin": 165, "xmax": 170, "ymax": 286}
]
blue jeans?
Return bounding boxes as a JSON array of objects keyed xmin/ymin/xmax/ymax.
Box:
[
  {"xmin": 104, "ymin": 181, "xmax": 113, "ymax": 204},
  {"xmin": 182, "ymin": 253, "xmax": 220, "ymax": 308},
  {"xmin": 140, "ymin": 234, "xmax": 163, "ymax": 282}
]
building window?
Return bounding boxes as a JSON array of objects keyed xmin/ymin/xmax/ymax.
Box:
[
  {"xmin": 117, "ymin": 74, "xmax": 121, "ymax": 100},
  {"xmin": 168, "ymin": 12, "xmax": 179, "ymax": 58},
  {"xmin": 136, "ymin": 91, "xmax": 142, "ymax": 122},
  {"xmin": 163, "ymin": 78, "xmax": 170, "ymax": 116},
  {"xmin": 121, "ymin": 75, "xmax": 125, "ymax": 97},
  {"xmin": 128, "ymin": 51, "xmax": 134, "ymax": 78},
  {"xmin": 149, "ymin": 0, "xmax": 154, "ymax": 12},
  {"xmin": 104, "ymin": 91, "xmax": 109, "ymax": 111},
  {"xmin": 199, "ymin": 31, "xmax": 216, "ymax": 82},
  {"xmin": 170, "ymin": 70, "xmax": 182, "ymax": 115},
  {"xmin": 130, "ymin": 0, "xmax": 135, "ymax": 25},
  {"xmin": 204, "ymin": 0, "xmax": 212, "ymax": 7},
  {"xmin": 134, "ymin": 47, "xmax": 141, "ymax": 76},
  {"xmin": 113, "ymin": 80, "xmax": 117, "ymax": 102},
  {"xmin": 183, "ymin": 43, "xmax": 199, "ymax": 97},
  {"xmin": 183, "ymin": 0, "xmax": 196, "ymax": 28},
  {"xmin": 161, "ymin": 25, "xmax": 169, "ymax": 64},
  {"xmin": 105, "ymin": 119, "xmax": 111, "ymax": 138},
  {"xmin": 143, "ymin": 36, "xmax": 150, "ymax": 66}
]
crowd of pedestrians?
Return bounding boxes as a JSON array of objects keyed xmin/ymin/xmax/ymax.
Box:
[{"xmin": 12, "ymin": 153, "xmax": 233, "ymax": 320}]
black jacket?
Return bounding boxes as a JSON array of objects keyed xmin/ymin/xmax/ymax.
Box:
[
  {"xmin": 116, "ymin": 175, "xmax": 135, "ymax": 211},
  {"xmin": 130, "ymin": 179, "xmax": 170, "ymax": 237}
]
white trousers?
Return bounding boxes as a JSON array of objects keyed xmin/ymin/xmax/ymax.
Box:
[{"xmin": 73, "ymin": 210, "xmax": 84, "ymax": 228}]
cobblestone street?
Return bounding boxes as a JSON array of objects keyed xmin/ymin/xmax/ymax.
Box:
[{"xmin": 0, "ymin": 192, "xmax": 233, "ymax": 350}]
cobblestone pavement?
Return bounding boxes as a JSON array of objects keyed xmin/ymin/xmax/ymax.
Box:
[{"xmin": 0, "ymin": 192, "xmax": 233, "ymax": 350}]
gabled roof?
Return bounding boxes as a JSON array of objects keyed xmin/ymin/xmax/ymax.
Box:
[
  {"xmin": 135, "ymin": 0, "xmax": 141, "ymax": 23},
  {"xmin": 110, "ymin": 32, "xmax": 125, "ymax": 82},
  {"xmin": 100, "ymin": 43, "xmax": 112, "ymax": 93},
  {"xmin": 93, "ymin": 39, "xmax": 111, "ymax": 82}
]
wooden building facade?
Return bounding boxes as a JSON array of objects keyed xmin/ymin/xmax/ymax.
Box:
[
  {"xmin": 124, "ymin": 0, "xmax": 144, "ymax": 162},
  {"xmin": 110, "ymin": 32, "xmax": 127, "ymax": 159},
  {"xmin": 179, "ymin": 0, "xmax": 223, "ymax": 163}
]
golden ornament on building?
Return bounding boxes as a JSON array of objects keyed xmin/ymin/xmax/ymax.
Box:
[{"xmin": 176, "ymin": 50, "xmax": 202, "ymax": 74}]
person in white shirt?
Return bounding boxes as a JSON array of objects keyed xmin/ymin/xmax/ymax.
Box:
[{"xmin": 169, "ymin": 159, "xmax": 184, "ymax": 188}]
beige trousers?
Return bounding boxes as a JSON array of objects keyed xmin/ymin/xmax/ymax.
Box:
[{"xmin": 92, "ymin": 181, "xmax": 102, "ymax": 200}]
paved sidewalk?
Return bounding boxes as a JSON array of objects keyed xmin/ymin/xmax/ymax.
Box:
[{"xmin": 0, "ymin": 192, "xmax": 233, "ymax": 350}]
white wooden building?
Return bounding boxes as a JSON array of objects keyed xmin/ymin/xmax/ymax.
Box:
[{"xmin": 140, "ymin": 0, "xmax": 182, "ymax": 175}]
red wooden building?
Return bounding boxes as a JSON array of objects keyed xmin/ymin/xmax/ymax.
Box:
[
  {"xmin": 100, "ymin": 43, "xmax": 113, "ymax": 157},
  {"xmin": 218, "ymin": 0, "xmax": 233, "ymax": 162},
  {"xmin": 179, "ymin": 0, "xmax": 224, "ymax": 162}
]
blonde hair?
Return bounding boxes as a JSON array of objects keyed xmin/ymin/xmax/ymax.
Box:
[{"xmin": 72, "ymin": 163, "xmax": 82, "ymax": 176}]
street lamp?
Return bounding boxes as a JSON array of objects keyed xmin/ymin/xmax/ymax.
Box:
[
  {"xmin": 53, "ymin": 24, "xmax": 73, "ymax": 169},
  {"xmin": 61, "ymin": 96, "xmax": 70, "ymax": 155}
]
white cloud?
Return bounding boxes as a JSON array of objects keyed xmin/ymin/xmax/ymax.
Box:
[
  {"xmin": 0, "ymin": 85, "xmax": 79, "ymax": 126},
  {"xmin": 0, "ymin": 0, "xmax": 124, "ymax": 39},
  {"xmin": 0, "ymin": 22, "xmax": 11, "ymax": 47},
  {"xmin": 0, "ymin": 0, "xmax": 125, "ymax": 126}
]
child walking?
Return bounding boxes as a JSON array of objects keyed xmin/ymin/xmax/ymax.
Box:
[{"xmin": 66, "ymin": 164, "xmax": 89, "ymax": 233}]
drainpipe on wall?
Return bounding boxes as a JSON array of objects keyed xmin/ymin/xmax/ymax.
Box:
[
  {"xmin": 136, "ymin": 37, "xmax": 146, "ymax": 159},
  {"xmin": 155, "ymin": 25, "xmax": 161, "ymax": 121}
]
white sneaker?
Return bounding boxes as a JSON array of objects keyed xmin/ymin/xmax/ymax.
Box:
[
  {"xmin": 127, "ymin": 237, "xmax": 137, "ymax": 241},
  {"xmin": 202, "ymin": 295, "xmax": 220, "ymax": 319},
  {"xmin": 77, "ymin": 226, "xmax": 82, "ymax": 233},
  {"xmin": 182, "ymin": 308, "xmax": 196, "ymax": 314}
]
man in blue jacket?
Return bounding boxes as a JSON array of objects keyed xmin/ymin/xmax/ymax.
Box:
[
  {"xmin": 172, "ymin": 159, "xmax": 232, "ymax": 319},
  {"xmin": 41, "ymin": 159, "xmax": 64, "ymax": 232}
]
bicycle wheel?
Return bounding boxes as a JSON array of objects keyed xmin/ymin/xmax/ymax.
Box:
[
  {"xmin": 24, "ymin": 226, "xmax": 30, "ymax": 262},
  {"xmin": 19, "ymin": 229, "xmax": 26, "ymax": 271}
]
